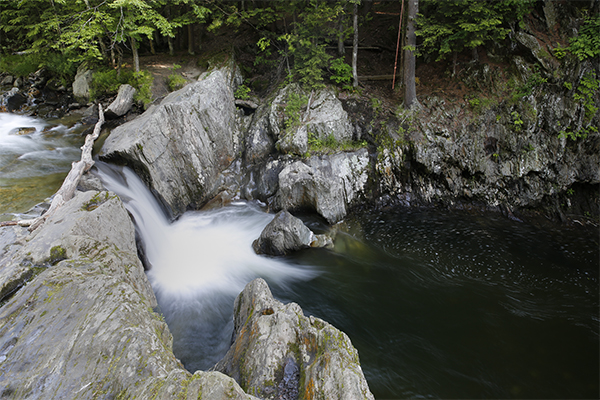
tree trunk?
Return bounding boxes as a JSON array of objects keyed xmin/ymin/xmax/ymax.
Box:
[
  {"xmin": 188, "ymin": 24, "xmax": 195, "ymax": 55},
  {"xmin": 149, "ymin": 37, "xmax": 155, "ymax": 55},
  {"xmin": 352, "ymin": 2, "xmax": 359, "ymax": 88},
  {"xmin": 471, "ymin": 46, "xmax": 479, "ymax": 62},
  {"xmin": 130, "ymin": 35, "xmax": 140, "ymax": 73},
  {"xmin": 404, "ymin": 0, "xmax": 418, "ymax": 107},
  {"xmin": 452, "ymin": 51, "xmax": 457, "ymax": 77},
  {"xmin": 338, "ymin": 14, "xmax": 345, "ymax": 57}
]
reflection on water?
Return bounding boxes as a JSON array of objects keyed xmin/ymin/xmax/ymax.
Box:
[{"xmin": 278, "ymin": 208, "xmax": 599, "ymax": 399}]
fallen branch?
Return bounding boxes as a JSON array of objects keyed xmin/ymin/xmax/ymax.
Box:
[{"xmin": 0, "ymin": 104, "xmax": 105, "ymax": 230}]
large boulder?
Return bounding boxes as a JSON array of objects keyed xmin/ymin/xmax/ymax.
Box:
[
  {"xmin": 105, "ymin": 84, "xmax": 137, "ymax": 119},
  {"xmin": 267, "ymin": 84, "xmax": 354, "ymax": 156},
  {"xmin": 72, "ymin": 65, "xmax": 93, "ymax": 103},
  {"xmin": 273, "ymin": 148, "xmax": 371, "ymax": 224},
  {"xmin": 252, "ymin": 210, "xmax": 314, "ymax": 256},
  {"xmin": 0, "ymin": 190, "xmax": 256, "ymax": 399},
  {"xmin": 100, "ymin": 64, "xmax": 242, "ymax": 218},
  {"xmin": 215, "ymin": 278, "xmax": 375, "ymax": 400}
]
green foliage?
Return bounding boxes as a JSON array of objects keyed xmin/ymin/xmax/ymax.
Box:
[
  {"xmin": 234, "ymin": 84, "xmax": 251, "ymax": 100},
  {"xmin": 510, "ymin": 110, "xmax": 523, "ymax": 132},
  {"xmin": 131, "ymin": 70, "xmax": 154, "ymax": 108},
  {"xmin": 559, "ymin": 72, "xmax": 599, "ymax": 141},
  {"xmin": 417, "ymin": 0, "xmax": 535, "ymax": 61},
  {"xmin": 329, "ymin": 58, "xmax": 353, "ymax": 90},
  {"xmin": 371, "ymin": 97, "xmax": 382, "ymax": 117},
  {"xmin": 284, "ymin": 92, "xmax": 308, "ymax": 130},
  {"xmin": 0, "ymin": 53, "xmax": 42, "ymax": 77},
  {"xmin": 307, "ymin": 130, "xmax": 367, "ymax": 155},
  {"xmin": 573, "ymin": 72, "xmax": 599, "ymax": 124},
  {"xmin": 167, "ymin": 64, "xmax": 186, "ymax": 92},
  {"xmin": 568, "ymin": 15, "xmax": 600, "ymax": 61},
  {"xmin": 90, "ymin": 68, "xmax": 153, "ymax": 108}
]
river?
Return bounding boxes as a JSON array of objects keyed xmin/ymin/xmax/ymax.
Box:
[{"xmin": 1, "ymin": 112, "xmax": 599, "ymax": 398}]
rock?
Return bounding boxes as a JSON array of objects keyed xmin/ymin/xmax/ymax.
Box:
[
  {"xmin": 1, "ymin": 88, "xmax": 27, "ymax": 112},
  {"xmin": 268, "ymin": 84, "xmax": 353, "ymax": 156},
  {"xmin": 1, "ymin": 75, "xmax": 14, "ymax": 86},
  {"xmin": 215, "ymin": 278, "xmax": 375, "ymax": 400},
  {"xmin": 253, "ymin": 210, "xmax": 314, "ymax": 256},
  {"xmin": 273, "ymin": 149, "xmax": 371, "ymax": 224},
  {"xmin": 13, "ymin": 77, "xmax": 22, "ymax": 88},
  {"xmin": 72, "ymin": 65, "xmax": 93, "ymax": 102},
  {"xmin": 277, "ymin": 124, "xmax": 309, "ymax": 155},
  {"xmin": 77, "ymin": 171, "xmax": 105, "ymax": 192},
  {"xmin": 243, "ymin": 105, "xmax": 275, "ymax": 165},
  {"xmin": 305, "ymin": 87, "xmax": 353, "ymax": 143},
  {"xmin": 0, "ymin": 189, "xmax": 257, "ymax": 400},
  {"xmin": 105, "ymin": 84, "xmax": 137, "ymax": 119},
  {"xmin": 514, "ymin": 31, "xmax": 553, "ymax": 71},
  {"xmin": 100, "ymin": 64, "xmax": 241, "ymax": 218}
]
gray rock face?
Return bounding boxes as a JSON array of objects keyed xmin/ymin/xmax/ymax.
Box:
[
  {"xmin": 273, "ymin": 149, "xmax": 371, "ymax": 223},
  {"xmin": 0, "ymin": 190, "xmax": 257, "ymax": 400},
  {"xmin": 268, "ymin": 84, "xmax": 354, "ymax": 156},
  {"xmin": 252, "ymin": 210, "xmax": 314, "ymax": 256},
  {"xmin": 72, "ymin": 66, "xmax": 93, "ymax": 102},
  {"xmin": 100, "ymin": 66, "xmax": 241, "ymax": 217},
  {"xmin": 105, "ymin": 84, "xmax": 137, "ymax": 118},
  {"xmin": 377, "ymin": 89, "xmax": 599, "ymax": 212},
  {"xmin": 215, "ymin": 278, "xmax": 375, "ymax": 400}
]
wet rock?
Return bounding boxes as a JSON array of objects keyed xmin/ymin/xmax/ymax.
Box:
[
  {"xmin": 253, "ymin": 210, "xmax": 314, "ymax": 256},
  {"xmin": 0, "ymin": 189, "xmax": 257, "ymax": 400},
  {"xmin": 105, "ymin": 84, "xmax": 137, "ymax": 119},
  {"xmin": 215, "ymin": 278, "xmax": 375, "ymax": 400},
  {"xmin": 1, "ymin": 88, "xmax": 27, "ymax": 112},
  {"xmin": 100, "ymin": 63, "xmax": 242, "ymax": 218}
]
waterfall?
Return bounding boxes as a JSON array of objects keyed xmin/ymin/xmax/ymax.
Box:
[{"xmin": 94, "ymin": 162, "xmax": 317, "ymax": 371}]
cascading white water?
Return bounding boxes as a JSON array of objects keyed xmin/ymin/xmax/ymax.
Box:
[
  {"xmin": 95, "ymin": 162, "xmax": 317, "ymax": 371},
  {"xmin": 0, "ymin": 112, "xmax": 85, "ymax": 214}
]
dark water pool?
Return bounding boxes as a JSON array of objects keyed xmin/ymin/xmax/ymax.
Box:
[{"xmin": 270, "ymin": 208, "xmax": 599, "ymax": 399}]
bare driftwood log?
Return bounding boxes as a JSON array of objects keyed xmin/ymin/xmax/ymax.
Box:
[{"xmin": 0, "ymin": 104, "xmax": 105, "ymax": 230}]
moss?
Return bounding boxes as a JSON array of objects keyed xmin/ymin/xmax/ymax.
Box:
[
  {"xmin": 48, "ymin": 246, "xmax": 67, "ymax": 265},
  {"xmin": 82, "ymin": 191, "xmax": 117, "ymax": 211}
]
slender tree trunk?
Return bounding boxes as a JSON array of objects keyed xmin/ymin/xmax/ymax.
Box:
[
  {"xmin": 471, "ymin": 46, "xmax": 479, "ymax": 62},
  {"xmin": 337, "ymin": 14, "xmax": 345, "ymax": 57},
  {"xmin": 452, "ymin": 51, "xmax": 457, "ymax": 77},
  {"xmin": 392, "ymin": 0, "xmax": 405, "ymax": 90},
  {"xmin": 352, "ymin": 2, "xmax": 359, "ymax": 88},
  {"xmin": 404, "ymin": 0, "xmax": 418, "ymax": 107},
  {"xmin": 149, "ymin": 37, "xmax": 155, "ymax": 55},
  {"xmin": 130, "ymin": 35, "xmax": 140, "ymax": 73},
  {"xmin": 166, "ymin": 5, "xmax": 175, "ymax": 56},
  {"xmin": 188, "ymin": 24, "xmax": 195, "ymax": 55}
]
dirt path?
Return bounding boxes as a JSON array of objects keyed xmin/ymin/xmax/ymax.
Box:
[{"xmin": 138, "ymin": 54, "xmax": 204, "ymax": 101}]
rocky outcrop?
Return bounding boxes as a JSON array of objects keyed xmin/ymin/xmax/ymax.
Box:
[
  {"xmin": 100, "ymin": 64, "xmax": 243, "ymax": 218},
  {"xmin": 105, "ymin": 84, "xmax": 136, "ymax": 119},
  {"xmin": 0, "ymin": 189, "xmax": 256, "ymax": 399},
  {"xmin": 267, "ymin": 84, "xmax": 354, "ymax": 156},
  {"xmin": 215, "ymin": 278, "xmax": 375, "ymax": 400},
  {"xmin": 252, "ymin": 210, "xmax": 314, "ymax": 256},
  {"xmin": 272, "ymin": 149, "xmax": 371, "ymax": 224}
]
